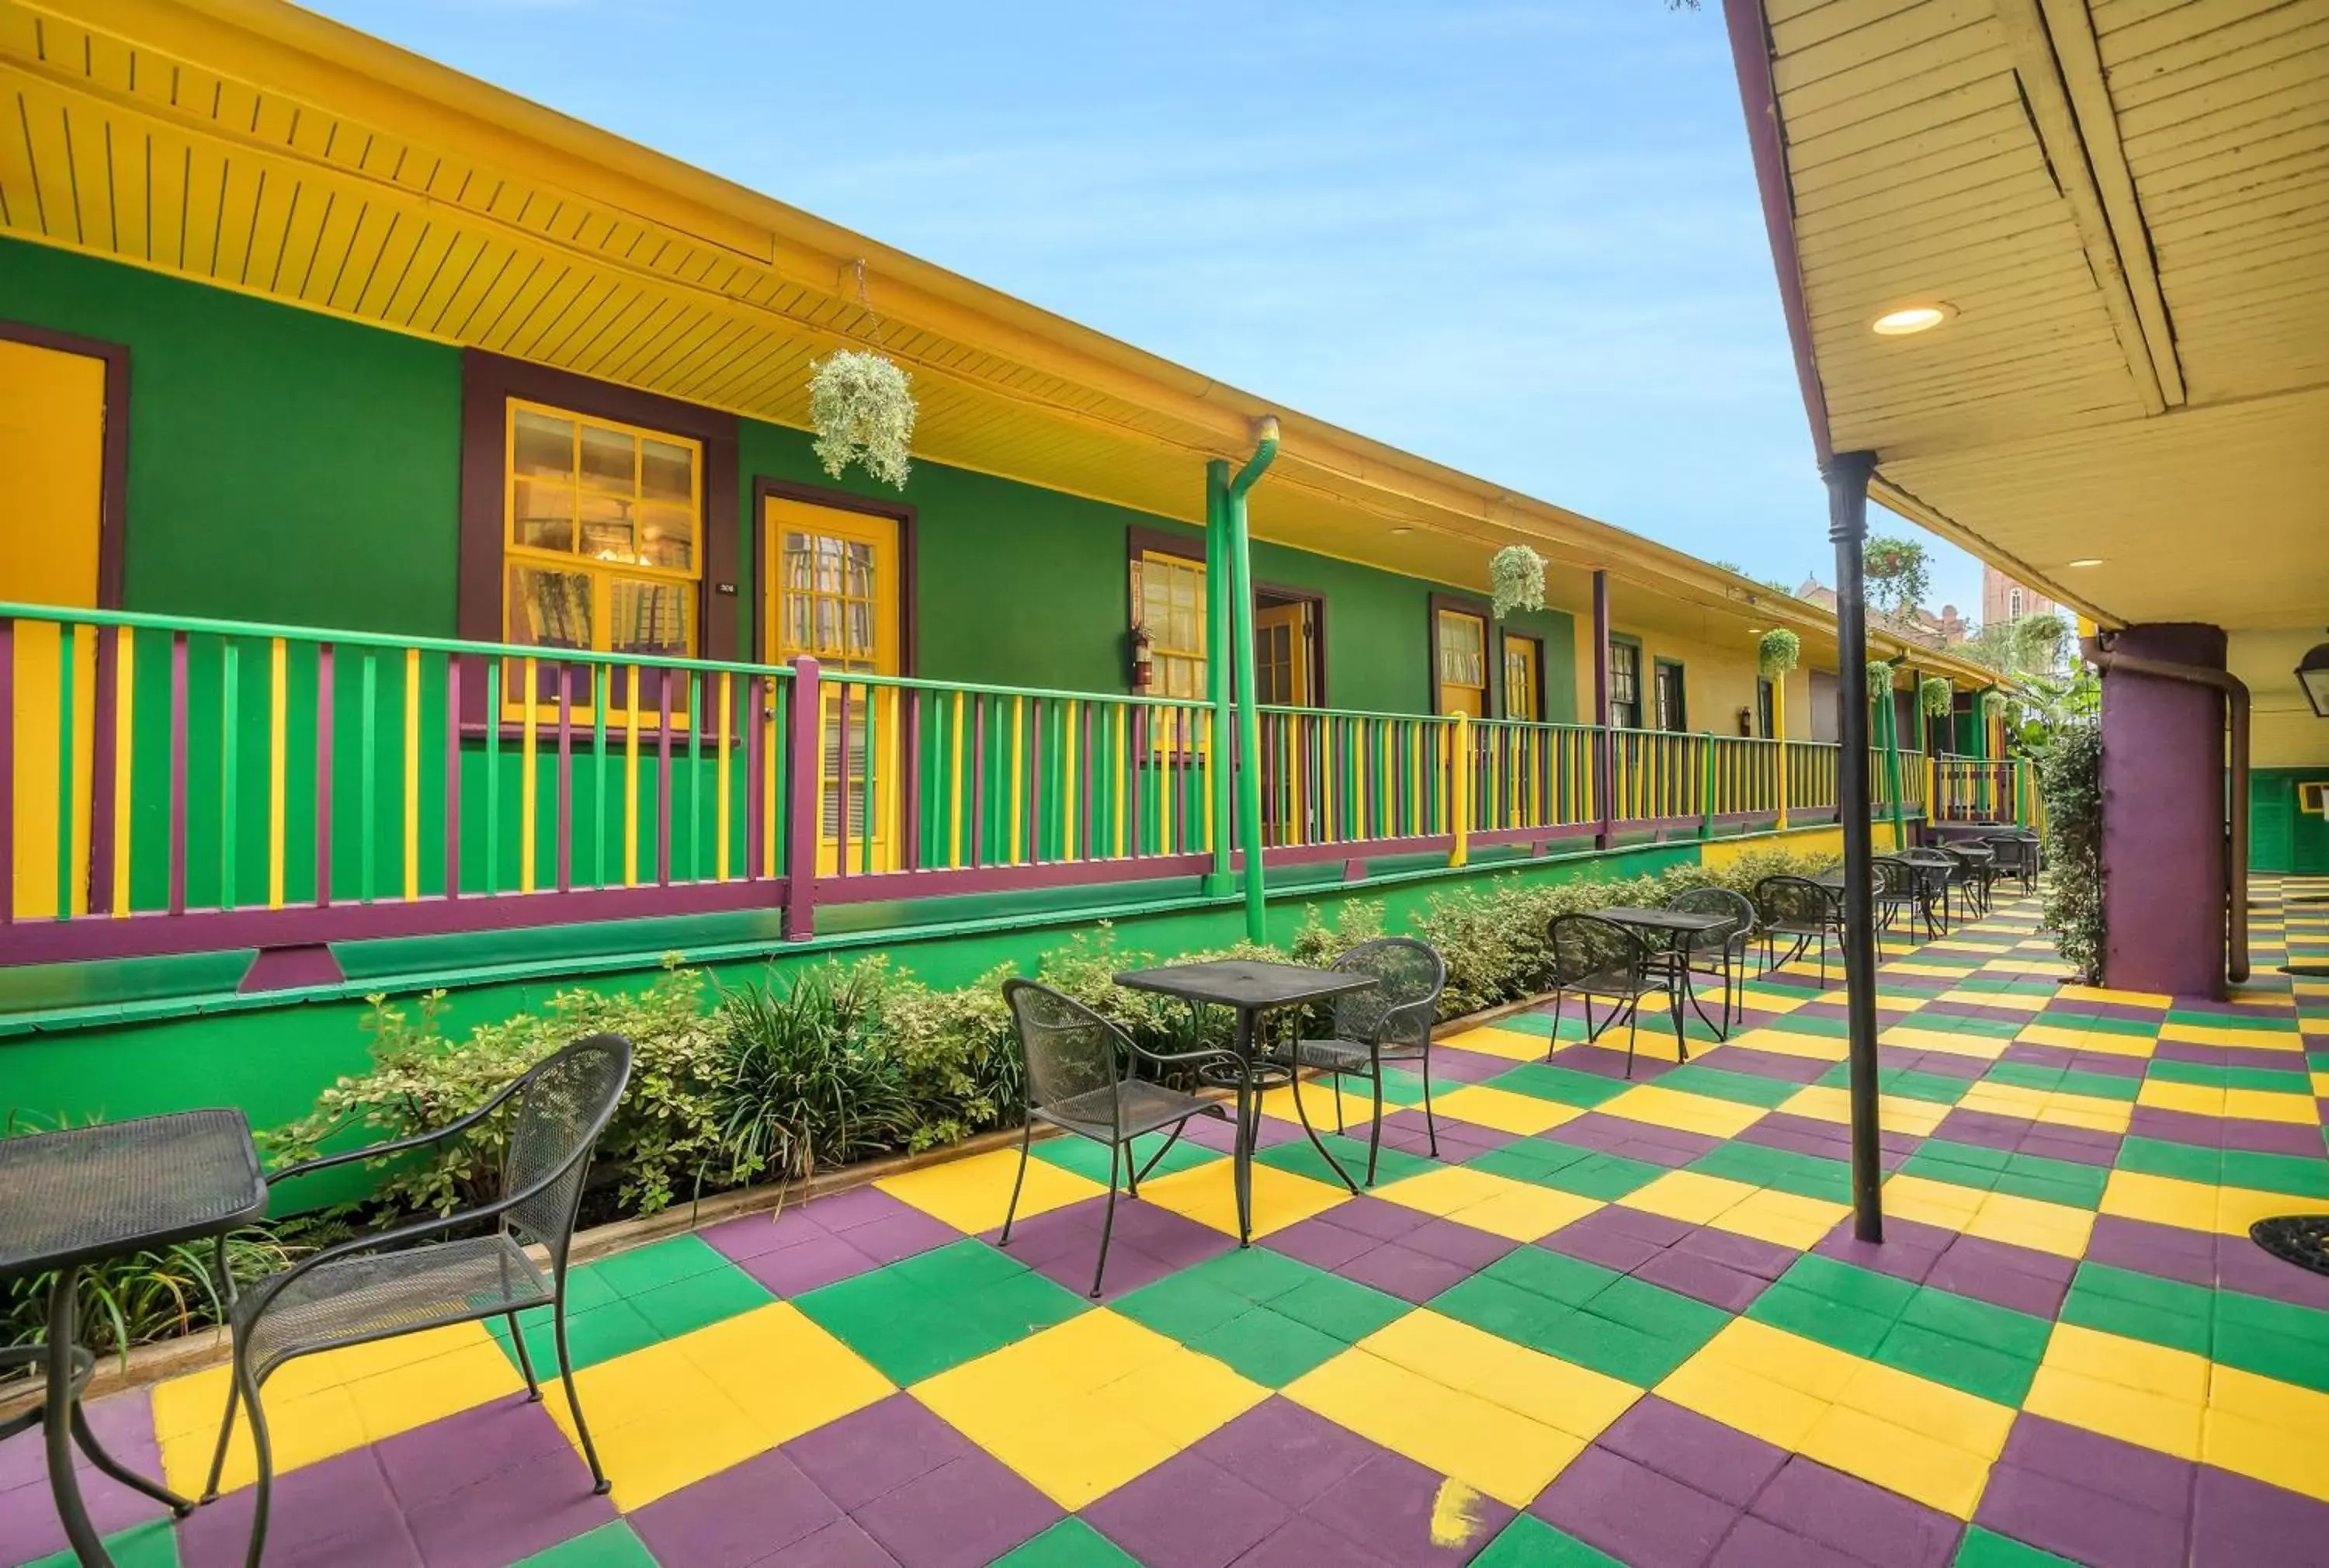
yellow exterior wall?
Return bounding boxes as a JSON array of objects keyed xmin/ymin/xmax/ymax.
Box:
[{"xmin": 1701, "ymin": 818, "xmax": 1902, "ymax": 872}]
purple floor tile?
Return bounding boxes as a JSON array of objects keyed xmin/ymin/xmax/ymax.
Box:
[
  {"xmin": 2016, "ymin": 1126, "xmax": 2122, "ymax": 1167},
  {"xmin": 377, "ymin": 1396, "xmax": 580, "ymax": 1510},
  {"xmin": 736, "ymin": 1230, "xmax": 884, "ymax": 1296},
  {"xmin": 783, "ymin": 1393, "xmax": 979, "ymax": 1513},
  {"xmin": 1595, "ymin": 1397, "xmax": 1788, "ymax": 1510},
  {"xmin": 1925, "ymin": 1235, "xmax": 2075, "ymax": 1317},
  {"xmin": 1265, "ymin": 1214, "xmax": 1383, "ymax": 1273},
  {"xmin": 1998, "ymin": 1414, "xmax": 2197, "ymax": 1518},
  {"xmin": 761, "ymin": 1518, "xmax": 901, "ymax": 1567},
  {"xmin": 2217, "ymin": 1235, "xmax": 2329, "ymax": 1312},
  {"xmin": 1425, "ymin": 1049, "xmax": 1519, "ymax": 1086},
  {"xmin": 1738, "ymin": 1121, "xmax": 1859, "ymax": 1167},
  {"xmin": 404, "ymin": 1444, "xmax": 617, "ymax": 1568},
  {"xmin": 630, "ymin": 1450, "xmax": 842, "ymax": 1568},
  {"xmin": 842, "ymin": 1209, "xmax": 963, "ymax": 1267},
  {"xmin": 1532, "ymin": 1445, "xmax": 1743, "ymax": 1568},
  {"xmin": 2066, "ymin": 1050, "xmax": 2150, "ymax": 1080},
  {"xmin": 2083, "ymin": 1216, "xmax": 2218, "ymax": 1291},
  {"xmin": 1670, "ymin": 1226, "xmax": 1795, "ymax": 1281},
  {"xmin": 2191, "ymin": 1459, "xmax": 2329, "ymax": 1567},
  {"xmin": 1636, "ymin": 1251, "xmax": 1775, "ymax": 1313},
  {"xmin": 1930, "ymin": 1109, "xmax": 2027, "ymax": 1153},
  {"xmin": 1239, "ymin": 1514, "xmax": 1399, "ymax": 1568},
  {"xmin": 1186, "ymin": 1399, "xmax": 1382, "ymax": 1511},
  {"xmin": 1551, "ymin": 1045, "xmax": 1677, "ymax": 1083},
  {"xmin": 1813, "ymin": 1216, "xmax": 1954, "ymax": 1285},
  {"xmin": 1303, "ymin": 1449, "xmax": 1515, "ymax": 1566},
  {"xmin": 179, "ymin": 1447, "xmax": 422, "ymax": 1568},
  {"xmin": 2124, "ymin": 1107, "xmax": 2230, "ymax": 1150},
  {"xmin": 1185, "ymin": 1116, "xmax": 1300, "ymax": 1155},
  {"xmin": 0, "ymin": 1387, "xmax": 172, "ymax": 1566},
  {"xmin": 1395, "ymin": 1217, "xmax": 1515, "ymax": 1273},
  {"xmin": 1974, "ymin": 1465, "xmax": 2185, "ymax": 1568},
  {"xmin": 1320, "ymin": 1196, "xmax": 1439, "ymax": 1243},
  {"xmin": 699, "ymin": 1205, "xmax": 831, "ymax": 1264},
  {"xmin": 808, "ymin": 1184, "xmax": 915, "ymax": 1231},
  {"xmin": 1373, "ymin": 1110, "xmax": 1515, "ymax": 1163},
  {"xmin": 1084, "ymin": 1450, "xmax": 1289, "ymax": 1568},
  {"xmin": 2213, "ymin": 1118, "xmax": 2329, "ymax": 1158},
  {"xmin": 1338, "ymin": 1239, "xmax": 1483, "ymax": 1303},
  {"xmin": 984, "ymin": 1195, "xmax": 1233, "ymax": 1300},
  {"xmin": 850, "ymin": 1449, "xmax": 1060, "ymax": 1568},
  {"xmin": 1702, "ymin": 1047, "xmax": 1832, "ymax": 1084},
  {"xmin": 1706, "ymin": 1515, "xmax": 1867, "ymax": 1568},
  {"xmin": 1748, "ymin": 1458, "xmax": 1959, "ymax": 1568}
]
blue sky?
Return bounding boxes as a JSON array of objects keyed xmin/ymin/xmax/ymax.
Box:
[{"xmin": 313, "ymin": 0, "xmax": 1989, "ymax": 619}]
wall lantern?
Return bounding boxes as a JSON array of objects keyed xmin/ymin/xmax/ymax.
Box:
[{"xmin": 2299, "ymin": 634, "xmax": 2329, "ymax": 718}]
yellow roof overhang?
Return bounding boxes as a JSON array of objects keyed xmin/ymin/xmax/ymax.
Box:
[
  {"xmin": 0, "ymin": 0, "xmax": 1998, "ymax": 686},
  {"xmin": 1725, "ymin": 0, "xmax": 2329, "ymax": 634}
]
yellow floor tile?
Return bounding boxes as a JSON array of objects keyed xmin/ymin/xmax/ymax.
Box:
[
  {"xmin": 1878, "ymin": 1025, "xmax": 2007, "ymax": 1060},
  {"xmin": 2023, "ymin": 1365, "xmax": 2203, "ymax": 1461},
  {"xmin": 1936, "ymin": 989, "xmax": 2046, "ymax": 1012},
  {"xmin": 916, "ymin": 1310, "xmax": 1265, "ymax": 1507},
  {"xmin": 2098, "ymin": 1170, "xmax": 2295, "ymax": 1239},
  {"xmin": 2136, "ymin": 1080, "xmax": 2227, "ymax": 1119},
  {"xmin": 157, "ymin": 1378, "xmax": 367, "ymax": 1497},
  {"xmin": 1956, "ymin": 1081, "xmax": 2133, "ymax": 1135},
  {"xmin": 571, "ymin": 1384, "xmax": 772, "ymax": 1512},
  {"xmin": 2209, "ymin": 1364, "xmax": 2329, "ymax": 1442},
  {"xmin": 2221, "ymin": 1088, "xmax": 2318, "ymax": 1125},
  {"xmin": 1780, "ymin": 1084, "xmax": 1950, "ymax": 1138},
  {"xmin": 1798, "ymin": 1402, "xmax": 1993, "ymax": 1518},
  {"xmin": 1963, "ymin": 1189, "xmax": 2095, "ymax": 1261},
  {"xmin": 1373, "ymin": 1163, "xmax": 1602, "ymax": 1242},
  {"xmin": 1620, "ymin": 1170, "xmax": 1758, "ymax": 1226},
  {"xmin": 878, "ymin": 1145, "xmax": 1105, "ymax": 1233},
  {"xmin": 1724, "ymin": 1027, "xmax": 1847, "ymax": 1063},
  {"xmin": 2205, "ymin": 1407, "xmax": 2329, "ymax": 1503},
  {"xmin": 1256, "ymin": 1080, "xmax": 1383, "ymax": 1130},
  {"xmin": 1689, "ymin": 1317, "xmax": 1862, "ymax": 1405},
  {"xmin": 2161, "ymin": 1022, "xmax": 2302, "ymax": 1050},
  {"xmin": 1655, "ymin": 1351, "xmax": 1829, "ymax": 1450},
  {"xmin": 674, "ymin": 1303, "xmax": 894, "ymax": 1442},
  {"xmin": 1600, "ymin": 1084, "xmax": 1768, "ymax": 1140},
  {"xmin": 1138, "ymin": 1158, "xmax": 1351, "ymax": 1240},
  {"xmin": 1713, "ymin": 1186, "xmax": 1852, "ymax": 1251},
  {"xmin": 1437, "ymin": 1023, "xmax": 1555, "ymax": 1063},
  {"xmin": 1882, "ymin": 1173, "xmax": 1986, "ymax": 1231},
  {"xmin": 1286, "ymin": 1348, "xmax": 1588, "ymax": 1507},
  {"xmin": 342, "ymin": 1332, "xmax": 526, "ymax": 1443},
  {"xmin": 1834, "ymin": 1357, "xmax": 2015, "ymax": 1460},
  {"xmin": 1358, "ymin": 1310, "xmax": 1642, "ymax": 1442},
  {"xmin": 1430, "ymin": 1084, "xmax": 1584, "ymax": 1136},
  {"xmin": 2046, "ymin": 1323, "xmax": 2211, "ymax": 1403},
  {"xmin": 2055, "ymin": 983, "xmax": 2171, "ymax": 1008},
  {"xmin": 1887, "ymin": 962, "xmax": 1976, "ymax": 979}
]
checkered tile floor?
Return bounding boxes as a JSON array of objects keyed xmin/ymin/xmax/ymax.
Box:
[{"xmin": 7, "ymin": 877, "xmax": 2328, "ymax": 1567}]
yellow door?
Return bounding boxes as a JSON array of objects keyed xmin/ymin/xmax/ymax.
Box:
[
  {"xmin": 764, "ymin": 497, "xmax": 902, "ymax": 874},
  {"xmin": 1254, "ymin": 602, "xmax": 1313, "ymax": 706},
  {"xmin": 2, "ymin": 338, "xmax": 107, "ymax": 919},
  {"xmin": 1435, "ymin": 609, "xmax": 1487, "ymax": 716},
  {"xmin": 1502, "ymin": 634, "xmax": 1539, "ymax": 722}
]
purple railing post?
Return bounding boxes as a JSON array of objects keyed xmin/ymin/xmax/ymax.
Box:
[
  {"xmin": 315, "ymin": 644, "xmax": 335, "ymax": 908},
  {"xmin": 782, "ymin": 657, "xmax": 820, "ymax": 940},
  {"xmin": 0, "ymin": 619, "xmax": 12, "ymax": 924},
  {"xmin": 1592, "ymin": 571, "xmax": 1614, "ymax": 850},
  {"xmin": 445, "ymin": 653, "xmax": 462, "ymax": 900},
  {"xmin": 168, "ymin": 631, "xmax": 189, "ymax": 916}
]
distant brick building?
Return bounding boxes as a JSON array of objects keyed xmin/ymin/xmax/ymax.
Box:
[
  {"xmin": 1795, "ymin": 579, "xmax": 1967, "ymax": 650},
  {"xmin": 1983, "ymin": 564, "xmax": 2056, "ymax": 626}
]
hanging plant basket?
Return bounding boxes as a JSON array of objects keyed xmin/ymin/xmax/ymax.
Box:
[
  {"xmin": 1489, "ymin": 546, "xmax": 1546, "ymax": 619},
  {"xmin": 1921, "ymin": 676, "xmax": 1952, "ymax": 717},
  {"xmin": 1758, "ymin": 629, "xmax": 1800, "ymax": 678},
  {"xmin": 808, "ymin": 351, "xmax": 917, "ymax": 490},
  {"xmin": 1981, "ymin": 690, "xmax": 2010, "ymax": 720},
  {"xmin": 1866, "ymin": 658, "xmax": 1897, "ymax": 692}
]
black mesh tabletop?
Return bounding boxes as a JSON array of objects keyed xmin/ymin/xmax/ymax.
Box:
[
  {"xmin": 1115, "ymin": 959, "xmax": 1376, "ymax": 1012},
  {"xmin": 1596, "ymin": 907, "xmax": 1732, "ymax": 935},
  {"xmin": 0, "ymin": 1110, "xmax": 266, "ymax": 1278}
]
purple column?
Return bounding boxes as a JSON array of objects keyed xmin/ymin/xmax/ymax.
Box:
[
  {"xmin": 2100, "ymin": 623, "xmax": 2228, "ymax": 999},
  {"xmin": 1592, "ymin": 570, "xmax": 1612, "ymax": 850},
  {"xmin": 782, "ymin": 657, "xmax": 821, "ymax": 939}
]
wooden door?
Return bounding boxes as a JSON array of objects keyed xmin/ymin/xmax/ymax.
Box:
[
  {"xmin": 1255, "ymin": 602, "xmax": 1313, "ymax": 706},
  {"xmin": 2, "ymin": 338, "xmax": 107, "ymax": 918},
  {"xmin": 1502, "ymin": 634, "xmax": 1540, "ymax": 722},
  {"xmin": 764, "ymin": 497, "xmax": 902, "ymax": 874}
]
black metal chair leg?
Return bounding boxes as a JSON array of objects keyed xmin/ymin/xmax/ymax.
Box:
[
  {"xmin": 238, "ymin": 1360, "xmax": 272, "ymax": 1568},
  {"xmin": 1365, "ymin": 1061, "xmax": 1385, "ymax": 1188},
  {"xmin": 1624, "ymin": 1004, "xmax": 1641, "ymax": 1079},
  {"xmin": 71, "ymin": 1399, "xmax": 192, "ymax": 1515},
  {"xmin": 998, "ymin": 1122, "xmax": 1033, "ymax": 1245},
  {"xmin": 1332, "ymin": 1071, "xmax": 1346, "ymax": 1135},
  {"xmin": 553, "ymin": 1296, "xmax": 611, "ymax": 1497},
  {"xmin": 1419, "ymin": 1040, "xmax": 1440, "ymax": 1160},
  {"xmin": 200, "ymin": 1368, "xmax": 242, "ymax": 1504},
  {"xmin": 1132, "ymin": 1119, "xmax": 1192, "ymax": 1188},
  {"xmin": 1546, "ymin": 990, "xmax": 1564, "ymax": 1062},
  {"xmin": 507, "ymin": 1311, "xmax": 543, "ymax": 1401},
  {"xmin": 1287, "ymin": 1058, "xmax": 1359, "ymax": 1194},
  {"xmin": 1092, "ymin": 1141, "xmax": 1123, "ymax": 1299}
]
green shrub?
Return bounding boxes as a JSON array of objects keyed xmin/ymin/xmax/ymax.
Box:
[
  {"xmin": 715, "ymin": 961, "xmax": 916, "ymax": 1182},
  {"xmin": 2038, "ymin": 722, "xmax": 2104, "ymax": 982}
]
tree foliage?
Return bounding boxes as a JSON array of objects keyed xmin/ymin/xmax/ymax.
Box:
[{"xmin": 1862, "ymin": 536, "xmax": 1934, "ymax": 620}]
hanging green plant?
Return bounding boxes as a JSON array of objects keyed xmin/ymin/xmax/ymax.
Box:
[
  {"xmin": 1757, "ymin": 628, "xmax": 1800, "ymax": 678},
  {"xmin": 1921, "ymin": 676, "xmax": 1952, "ymax": 717},
  {"xmin": 1866, "ymin": 658, "xmax": 1897, "ymax": 692},
  {"xmin": 1489, "ymin": 546, "xmax": 1547, "ymax": 619},
  {"xmin": 808, "ymin": 350, "xmax": 917, "ymax": 490},
  {"xmin": 1981, "ymin": 690, "xmax": 2009, "ymax": 720}
]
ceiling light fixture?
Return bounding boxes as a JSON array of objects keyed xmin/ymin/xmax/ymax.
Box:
[
  {"xmin": 2066, "ymin": 558, "xmax": 2104, "ymax": 568},
  {"xmin": 2298, "ymin": 633, "xmax": 2329, "ymax": 720},
  {"xmin": 1389, "ymin": 526, "xmax": 1413, "ymax": 536},
  {"xmin": 1871, "ymin": 304, "xmax": 1954, "ymax": 336}
]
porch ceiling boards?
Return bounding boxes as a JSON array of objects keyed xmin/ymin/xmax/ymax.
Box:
[
  {"xmin": 1734, "ymin": 0, "xmax": 2329, "ymax": 632},
  {"xmin": 0, "ymin": 0, "xmax": 2005, "ymax": 685}
]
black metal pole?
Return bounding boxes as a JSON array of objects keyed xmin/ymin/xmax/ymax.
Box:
[{"xmin": 1824, "ymin": 449, "xmax": 1884, "ymax": 1244}]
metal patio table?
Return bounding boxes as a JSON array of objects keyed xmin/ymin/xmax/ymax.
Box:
[
  {"xmin": 1115, "ymin": 959, "xmax": 1378, "ymax": 1246},
  {"xmin": 0, "ymin": 1111, "xmax": 267, "ymax": 1567},
  {"xmin": 1594, "ymin": 906, "xmax": 1735, "ymax": 1036}
]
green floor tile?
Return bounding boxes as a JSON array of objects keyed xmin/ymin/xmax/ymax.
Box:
[
  {"xmin": 1116, "ymin": 1272, "xmax": 1258, "ymax": 1341},
  {"xmin": 992, "ymin": 1519, "xmax": 1143, "ymax": 1567},
  {"xmin": 1688, "ymin": 1142, "xmax": 1852, "ymax": 1204},
  {"xmin": 1654, "ymin": 1063, "xmax": 1802, "ymax": 1108},
  {"xmin": 1450, "ymin": 1244, "xmax": 1623, "ymax": 1310},
  {"xmin": 1533, "ymin": 1300, "xmax": 1706, "ymax": 1386},
  {"xmin": 2060, "ymin": 1263, "xmax": 2213, "ymax": 1358},
  {"xmin": 1268, "ymin": 1271, "xmax": 1410, "ymax": 1344},
  {"xmin": 1474, "ymin": 1516, "xmax": 1624, "ymax": 1567},
  {"xmin": 30, "ymin": 1521, "xmax": 177, "ymax": 1568},
  {"xmin": 582, "ymin": 1233, "xmax": 734, "ymax": 1299},
  {"xmin": 1255, "ymin": 1132, "xmax": 1433, "ymax": 1188},
  {"xmin": 2112, "ymin": 1136, "xmax": 2223, "ymax": 1186},
  {"xmin": 1900, "ymin": 1142, "xmax": 2108, "ymax": 1209},
  {"xmin": 1433, "ymin": 1251, "xmax": 1721, "ymax": 1385},
  {"xmin": 1376, "ymin": 1067, "xmax": 1464, "ymax": 1106},
  {"xmin": 2217, "ymin": 1148, "xmax": 2329, "ymax": 1200},
  {"xmin": 624, "ymin": 1259, "xmax": 774, "ymax": 1340},
  {"xmin": 1876, "ymin": 1318, "xmax": 2039, "ymax": 1406},
  {"xmin": 1189, "ymin": 1303, "xmax": 1361, "ymax": 1387},
  {"xmin": 2166, "ymin": 1008, "xmax": 2296, "ymax": 1032},
  {"xmin": 515, "ymin": 1522, "xmax": 659, "ymax": 1568},
  {"xmin": 1483, "ymin": 1063, "xmax": 1629, "ymax": 1108},
  {"xmin": 795, "ymin": 1239, "xmax": 1088, "ymax": 1384},
  {"xmin": 1031, "ymin": 1129, "xmax": 1220, "ymax": 1185},
  {"xmin": 2145, "ymin": 1057, "xmax": 2309, "ymax": 1093},
  {"xmin": 491, "ymin": 1296, "xmax": 663, "ymax": 1376},
  {"xmin": 1481, "ymin": 1010, "xmax": 1564, "ymax": 1038},
  {"xmin": 1900, "ymin": 1285, "xmax": 2052, "ymax": 1364},
  {"xmin": 1773, "ymin": 1254, "xmax": 1918, "ymax": 1320},
  {"xmin": 1953, "ymin": 1525, "xmax": 2077, "ymax": 1568},
  {"xmin": 1532, "ymin": 1150, "xmax": 1668, "ymax": 1201},
  {"xmin": 2214, "ymin": 1316, "xmax": 2329, "ymax": 1396},
  {"xmin": 1748, "ymin": 1281, "xmax": 1897, "ymax": 1358}
]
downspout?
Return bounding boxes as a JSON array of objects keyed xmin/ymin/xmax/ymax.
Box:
[
  {"xmin": 1204, "ymin": 460, "xmax": 1234, "ymax": 897},
  {"xmin": 1226, "ymin": 419, "xmax": 1280, "ymax": 943},
  {"xmin": 2081, "ymin": 634, "xmax": 2251, "ymax": 985},
  {"xmin": 1880, "ymin": 671, "xmax": 1907, "ymax": 848}
]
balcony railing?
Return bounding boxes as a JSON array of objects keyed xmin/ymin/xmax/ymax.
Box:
[{"xmin": 2, "ymin": 603, "xmax": 2001, "ymax": 979}]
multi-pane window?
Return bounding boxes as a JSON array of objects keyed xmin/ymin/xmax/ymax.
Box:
[
  {"xmin": 503, "ymin": 400, "xmax": 701, "ymax": 664},
  {"xmin": 1608, "ymin": 640, "xmax": 1640, "ymax": 728},
  {"xmin": 1136, "ymin": 553, "xmax": 1206, "ymax": 699},
  {"xmin": 1436, "ymin": 609, "xmax": 1487, "ymax": 716},
  {"xmin": 1757, "ymin": 678, "xmax": 1775, "ymax": 739},
  {"xmin": 1654, "ymin": 661, "xmax": 1687, "ymax": 732},
  {"xmin": 1503, "ymin": 635, "xmax": 1541, "ymax": 722},
  {"xmin": 767, "ymin": 502, "xmax": 899, "ymax": 864}
]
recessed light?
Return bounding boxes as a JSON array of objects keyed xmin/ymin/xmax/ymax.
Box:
[
  {"xmin": 1389, "ymin": 526, "xmax": 1413, "ymax": 536},
  {"xmin": 2066, "ymin": 558, "xmax": 2104, "ymax": 567},
  {"xmin": 1872, "ymin": 304, "xmax": 1954, "ymax": 336}
]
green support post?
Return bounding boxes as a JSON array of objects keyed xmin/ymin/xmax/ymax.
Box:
[
  {"xmin": 1226, "ymin": 421, "xmax": 1279, "ymax": 943},
  {"xmin": 1699, "ymin": 731, "xmax": 1716, "ymax": 840},
  {"xmin": 1204, "ymin": 461, "xmax": 1234, "ymax": 896},
  {"xmin": 1881, "ymin": 678, "xmax": 1907, "ymax": 848}
]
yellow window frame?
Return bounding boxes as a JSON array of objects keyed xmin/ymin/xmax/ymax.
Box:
[{"xmin": 1436, "ymin": 607, "xmax": 1487, "ymax": 716}]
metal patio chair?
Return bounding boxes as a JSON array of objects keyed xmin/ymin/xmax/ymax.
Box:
[
  {"xmin": 203, "ymin": 1036, "xmax": 633, "ymax": 1568},
  {"xmin": 1277, "ymin": 938, "xmax": 1449, "ymax": 1185},
  {"xmin": 1754, "ymin": 875, "xmax": 1845, "ymax": 987},
  {"xmin": 998, "ymin": 980, "xmax": 1228, "ymax": 1296},
  {"xmin": 1660, "ymin": 886, "xmax": 1757, "ymax": 1037},
  {"xmin": 1894, "ymin": 848, "xmax": 1959, "ymax": 935},
  {"xmin": 1984, "ymin": 832, "xmax": 2039, "ymax": 895},
  {"xmin": 1547, "ymin": 913, "xmax": 1682, "ymax": 1078},
  {"xmin": 1874, "ymin": 855, "xmax": 1937, "ymax": 940},
  {"xmin": 1939, "ymin": 841, "xmax": 1997, "ymax": 918}
]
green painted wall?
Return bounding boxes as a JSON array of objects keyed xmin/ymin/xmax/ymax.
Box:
[
  {"xmin": 0, "ymin": 238, "xmax": 462, "ymax": 633},
  {"xmin": 2251, "ymin": 768, "xmax": 2329, "ymax": 875}
]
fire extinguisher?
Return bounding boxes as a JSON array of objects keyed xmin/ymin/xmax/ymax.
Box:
[{"xmin": 1130, "ymin": 624, "xmax": 1154, "ymax": 692}]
